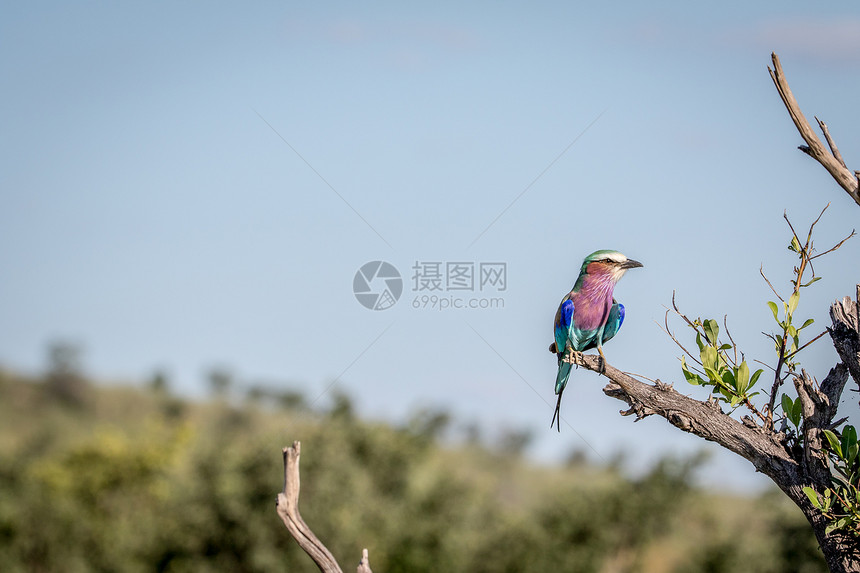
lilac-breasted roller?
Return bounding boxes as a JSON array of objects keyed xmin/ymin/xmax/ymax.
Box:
[{"xmin": 550, "ymin": 250, "xmax": 643, "ymax": 431}]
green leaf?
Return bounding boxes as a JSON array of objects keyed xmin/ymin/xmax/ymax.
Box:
[
  {"xmin": 767, "ymin": 301, "xmax": 780, "ymax": 322},
  {"xmin": 722, "ymin": 370, "xmax": 736, "ymax": 391},
  {"xmin": 704, "ymin": 366, "xmax": 722, "ymax": 385},
  {"xmin": 736, "ymin": 361, "xmax": 750, "ymax": 395},
  {"xmin": 700, "ymin": 346, "xmax": 718, "ymax": 371},
  {"xmin": 781, "ymin": 393, "xmax": 793, "ymax": 415},
  {"xmin": 703, "ymin": 319, "xmax": 719, "ymax": 346},
  {"xmin": 798, "ymin": 318, "xmax": 815, "ymax": 330},
  {"xmin": 789, "ymin": 235, "xmax": 801, "ymax": 253},
  {"xmin": 803, "ymin": 486, "xmax": 822, "ymax": 509},
  {"xmin": 684, "ymin": 373, "xmax": 703, "ymax": 386},
  {"xmin": 718, "ymin": 343, "xmax": 733, "ymax": 351},
  {"xmin": 802, "ymin": 276, "xmax": 822, "ymax": 288},
  {"xmin": 695, "ymin": 332, "xmax": 704, "ymax": 352},
  {"xmin": 791, "ymin": 398, "xmax": 803, "ymax": 427},
  {"xmin": 788, "ymin": 292, "xmax": 799, "ymax": 315},
  {"xmin": 781, "ymin": 394, "xmax": 801, "ymax": 427},
  {"xmin": 842, "ymin": 425, "xmax": 857, "ymax": 464},
  {"xmin": 681, "ymin": 356, "xmax": 702, "ymax": 386},
  {"xmin": 826, "ymin": 517, "xmax": 851, "ymax": 535},
  {"xmin": 824, "ymin": 429, "xmax": 844, "ymax": 458},
  {"xmin": 749, "ymin": 369, "xmax": 763, "ymax": 390}
]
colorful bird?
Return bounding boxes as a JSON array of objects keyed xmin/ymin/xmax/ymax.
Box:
[{"xmin": 550, "ymin": 250, "xmax": 643, "ymax": 431}]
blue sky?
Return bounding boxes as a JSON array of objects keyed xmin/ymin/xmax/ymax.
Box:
[{"xmin": 3, "ymin": 1, "xmax": 860, "ymax": 488}]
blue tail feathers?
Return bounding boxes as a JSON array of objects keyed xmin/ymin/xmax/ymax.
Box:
[{"xmin": 555, "ymin": 360, "xmax": 572, "ymax": 395}]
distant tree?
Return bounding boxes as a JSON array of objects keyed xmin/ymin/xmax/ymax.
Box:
[
  {"xmin": 207, "ymin": 366, "xmax": 233, "ymax": 398},
  {"xmin": 245, "ymin": 384, "xmax": 267, "ymax": 405},
  {"xmin": 44, "ymin": 340, "xmax": 89, "ymax": 407},
  {"xmin": 328, "ymin": 390, "xmax": 355, "ymax": 421},
  {"xmin": 497, "ymin": 427, "xmax": 534, "ymax": 457},
  {"xmin": 277, "ymin": 389, "xmax": 307, "ymax": 411},
  {"xmin": 568, "ymin": 54, "xmax": 860, "ymax": 573},
  {"xmin": 148, "ymin": 369, "xmax": 169, "ymax": 394},
  {"xmin": 407, "ymin": 408, "xmax": 452, "ymax": 441}
]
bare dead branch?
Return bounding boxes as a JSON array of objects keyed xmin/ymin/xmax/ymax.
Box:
[
  {"xmin": 277, "ymin": 442, "xmax": 344, "ymax": 573},
  {"xmin": 277, "ymin": 442, "xmax": 373, "ymax": 573},
  {"xmin": 571, "ymin": 355, "xmax": 798, "ymax": 477},
  {"xmin": 768, "ymin": 53, "xmax": 860, "ymax": 206},
  {"xmin": 357, "ymin": 549, "xmax": 373, "ymax": 573}
]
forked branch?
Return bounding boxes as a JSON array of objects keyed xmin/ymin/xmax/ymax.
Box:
[
  {"xmin": 768, "ymin": 53, "xmax": 860, "ymax": 206},
  {"xmin": 277, "ymin": 441, "xmax": 374, "ymax": 573}
]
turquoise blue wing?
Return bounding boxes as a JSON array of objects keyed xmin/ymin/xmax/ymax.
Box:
[
  {"xmin": 554, "ymin": 297, "xmax": 575, "ymax": 394},
  {"xmin": 601, "ymin": 302, "xmax": 625, "ymax": 345},
  {"xmin": 554, "ymin": 297, "xmax": 574, "ymax": 355}
]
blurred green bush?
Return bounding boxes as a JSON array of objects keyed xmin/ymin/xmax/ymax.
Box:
[{"xmin": 0, "ymin": 369, "xmax": 825, "ymax": 572}]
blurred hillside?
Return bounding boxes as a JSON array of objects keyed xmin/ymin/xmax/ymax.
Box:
[{"xmin": 0, "ymin": 364, "xmax": 826, "ymax": 573}]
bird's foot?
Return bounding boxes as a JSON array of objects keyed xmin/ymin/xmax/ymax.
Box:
[
  {"xmin": 562, "ymin": 349, "xmax": 585, "ymax": 367},
  {"xmin": 596, "ymin": 346, "xmax": 607, "ymax": 374}
]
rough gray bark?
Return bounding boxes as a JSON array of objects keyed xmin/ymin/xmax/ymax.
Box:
[{"xmin": 276, "ymin": 441, "xmax": 374, "ymax": 573}]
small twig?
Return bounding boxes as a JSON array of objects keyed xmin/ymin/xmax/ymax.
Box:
[
  {"xmin": 784, "ymin": 210, "xmax": 803, "ymax": 247},
  {"xmin": 754, "ymin": 359, "xmax": 777, "ymax": 374},
  {"xmin": 810, "ymin": 229, "xmax": 856, "ymax": 261},
  {"xmin": 766, "ymin": 337, "xmax": 788, "ymax": 430},
  {"xmin": 743, "ymin": 397, "xmax": 768, "ymax": 425},
  {"xmin": 672, "ymin": 291, "xmax": 699, "ymax": 330},
  {"xmin": 783, "ymin": 330, "xmax": 829, "ymax": 362},
  {"xmin": 808, "ymin": 203, "xmax": 830, "ymax": 237},
  {"xmin": 760, "ymin": 267, "xmax": 785, "ymax": 303},
  {"xmin": 623, "ymin": 370, "xmax": 663, "ymax": 385},
  {"xmin": 658, "ymin": 311, "xmax": 702, "ymax": 367},
  {"xmin": 723, "ymin": 315, "xmax": 738, "ymax": 365}
]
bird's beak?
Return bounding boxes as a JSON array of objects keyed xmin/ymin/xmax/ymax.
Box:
[{"xmin": 622, "ymin": 259, "xmax": 643, "ymax": 269}]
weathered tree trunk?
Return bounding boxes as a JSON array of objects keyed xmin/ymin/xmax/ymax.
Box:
[
  {"xmin": 574, "ymin": 289, "xmax": 860, "ymax": 571},
  {"xmin": 780, "ymin": 482, "xmax": 859, "ymax": 573}
]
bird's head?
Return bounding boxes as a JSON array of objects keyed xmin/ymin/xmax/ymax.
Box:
[{"xmin": 578, "ymin": 250, "xmax": 643, "ymax": 284}]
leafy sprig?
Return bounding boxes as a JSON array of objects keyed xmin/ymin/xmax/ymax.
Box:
[{"xmin": 804, "ymin": 425, "xmax": 860, "ymax": 536}]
